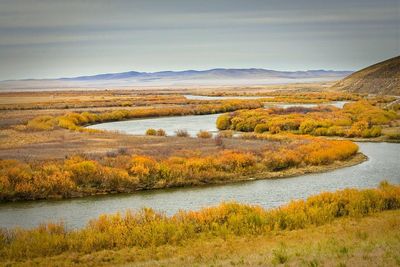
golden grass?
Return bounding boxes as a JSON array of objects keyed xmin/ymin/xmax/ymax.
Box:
[{"xmin": 0, "ymin": 182, "xmax": 399, "ymax": 266}]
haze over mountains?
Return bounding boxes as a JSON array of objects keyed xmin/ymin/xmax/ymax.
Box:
[{"xmin": 0, "ymin": 68, "xmax": 352, "ymax": 91}]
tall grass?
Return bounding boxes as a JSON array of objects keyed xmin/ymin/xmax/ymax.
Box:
[{"xmin": 0, "ymin": 182, "xmax": 398, "ymax": 261}]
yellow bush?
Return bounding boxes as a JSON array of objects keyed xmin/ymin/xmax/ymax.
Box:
[
  {"xmin": 145, "ymin": 128, "xmax": 157, "ymax": 136},
  {"xmin": 216, "ymin": 114, "xmax": 231, "ymax": 130},
  {"xmin": 220, "ymin": 100, "xmax": 396, "ymax": 138},
  {"xmin": 26, "ymin": 116, "xmax": 57, "ymax": 131},
  {"xmin": 197, "ymin": 130, "xmax": 212, "ymax": 138}
]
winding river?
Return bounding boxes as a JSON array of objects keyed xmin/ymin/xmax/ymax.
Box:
[
  {"xmin": 0, "ymin": 142, "xmax": 398, "ymax": 229},
  {"xmin": 0, "ymin": 99, "xmax": 398, "ymax": 229},
  {"xmin": 87, "ymin": 99, "xmax": 349, "ymax": 136}
]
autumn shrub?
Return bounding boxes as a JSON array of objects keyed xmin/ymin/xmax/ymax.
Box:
[
  {"xmin": 386, "ymin": 132, "xmax": 400, "ymax": 140},
  {"xmin": 217, "ymin": 130, "xmax": 234, "ymax": 138},
  {"xmin": 254, "ymin": 123, "xmax": 269, "ymax": 133},
  {"xmin": 0, "ymin": 135, "xmax": 359, "ymax": 201},
  {"xmin": 27, "ymin": 100, "xmax": 263, "ymax": 132},
  {"xmin": 1, "ymin": 183, "xmax": 398, "ymax": 261},
  {"xmin": 145, "ymin": 128, "xmax": 157, "ymax": 136},
  {"xmin": 216, "ymin": 114, "xmax": 231, "ymax": 130},
  {"xmin": 26, "ymin": 116, "xmax": 57, "ymax": 131},
  {"xmin": 64, "ymin": 157, "xmax": 102, "ymax": 186},
  {"xmin": 326, "ymin": 126, "xmax": 345, "ymax": 136},
  {"xmin": 197, "ymin": 130, "xmax": 212, "ymax": 138},
  {"xmin": 0, "ymin": 160, "xmax": 76, "ymax": 200},
  {"xmin": 218, "ymin": 100, "xmax": 396, "ymax": 138},
  {"xmin": 175, "ymin": 129, "xmax": 190, "ymax": 137},
  {"xmin": 156, "ymin": 129, "xmax": 166, "ymax": 136}
]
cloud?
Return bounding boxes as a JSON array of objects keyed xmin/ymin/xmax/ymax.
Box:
[{"xmin": 0, "ymin": 0, "xmax": 398, "ymax": 79}]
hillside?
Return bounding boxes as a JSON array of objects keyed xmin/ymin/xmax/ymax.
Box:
[{"xmin": 332, "ymin": 56, "xmax": 400, "ymax": 95}]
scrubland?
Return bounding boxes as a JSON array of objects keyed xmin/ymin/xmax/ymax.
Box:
[
  {"xmin": 217, "ymin": 100, "xmax": 400, "ymax": 139},
  {"xmin": 0, "ymin": 86, "xmax": 399, "ymax": 266},
  {"xmin": 1, "ymin": 87, "xmax": 398, "ymax": 201},
  {"xmin": 0, "ymin": 135, "xmax": 360, "ymax": 201}
]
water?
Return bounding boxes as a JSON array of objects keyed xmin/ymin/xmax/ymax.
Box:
[
  {"xmin": 184, "ymin": 95, "xmax": 270, "ymax": 100},
  {"xmin": 88, "ymin": 114, "xmax": 220, "ymax": 136},
  {"xmin": 0, "ymin": 142, "xmax": 398, "ymax": 229},
  {"xmin": 184, "ymin": 95, "xmax": 348, "ymax": 109},
  {"xmin": 266, "ymin": 101, "xmax": 349, "ymax": 109},
  {"xmin": 87, "ymin": 101, "xmax": 349, "ymax": 136}
]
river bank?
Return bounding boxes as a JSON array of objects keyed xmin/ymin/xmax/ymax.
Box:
[
  {"xmin": 6, "ymin": 210, "xmax": 397, "ymax": 267},
  {"xmin": 1, "ymin": 184, "xmax": 399, "ymax": 266},
  {"xmin": 1, "ymin": 152, "xmax": 367, "ymax": 203}
]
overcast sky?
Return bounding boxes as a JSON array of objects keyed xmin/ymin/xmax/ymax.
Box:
[{"xmin": 0, "ymin": 0, "xmax": 399, "ymax": 80}]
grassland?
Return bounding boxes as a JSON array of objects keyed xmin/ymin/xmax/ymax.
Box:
[{"xmin": 0, "ymin": 182, "xmax": 399, "ymax": 266}]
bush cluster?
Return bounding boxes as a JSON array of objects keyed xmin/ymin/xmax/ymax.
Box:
[{"xmin": 217, "ymin": 100, "xmax": 398, "ymax": 138}]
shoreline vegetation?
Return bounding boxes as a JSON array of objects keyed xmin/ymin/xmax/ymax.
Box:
[
  {"xmin": 0, "ymin": 182, "xmax": 398, "ymax": 265},
  {"xmin": 25, "ymin": 100, "xmax": 263, "ymax": 132},
  {"xmin": 217, "ymin": 100, "xmax": 399, "ymax": 139},
  {"xmin": 0, "ymin": 135, "xmax": 360, "ymax": 202}
]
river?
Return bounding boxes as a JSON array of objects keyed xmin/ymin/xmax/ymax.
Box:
[
  {"xmin": 87, "ymin": 100, "xmax": 348, "ymax": 136},
  {"xmin": 0, "ymin": 142, "xmax": 398, "ymax": 229}
]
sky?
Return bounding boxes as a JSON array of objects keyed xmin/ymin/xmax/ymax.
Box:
[{"xmin": 0, "ymin": 0, "xmax": 399, "ymax": 80}]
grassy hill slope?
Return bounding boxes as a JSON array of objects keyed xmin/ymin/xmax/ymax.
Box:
[{"xmin": 333, "ymin": 56, "xmax": 400, "ymax": 95}]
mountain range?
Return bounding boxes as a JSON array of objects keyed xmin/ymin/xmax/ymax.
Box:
[{"xmin": 0, "ymin": 68, "xmax": 352, "ymax": 91}]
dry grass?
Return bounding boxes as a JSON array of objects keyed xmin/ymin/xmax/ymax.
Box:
[
  {"xmin": 0, "ymin": 188, "xmax": 399, "ymax": 266},
  {"xmin": 0, "ymin": 128, "xmax": 277, "ymax": 160}
]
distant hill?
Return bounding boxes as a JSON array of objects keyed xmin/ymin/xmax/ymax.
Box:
[
  {"xmin": 332, "ymin": 56, "xmax": 400, "ymax": 95},
  {"xmin": 0, "ymin": 68, "xmax": 352, "ymax": 91}
]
